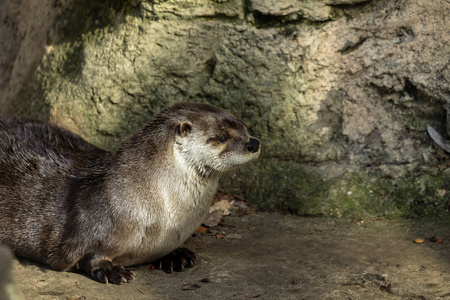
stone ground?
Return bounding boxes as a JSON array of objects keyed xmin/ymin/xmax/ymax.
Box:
[{"xmin": 11, "ymin": 213, "xmax": 450, "ymax": 300}]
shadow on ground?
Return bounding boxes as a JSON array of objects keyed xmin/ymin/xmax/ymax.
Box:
[{"xmin": 12, "ymin": 213, "xmax": 450, "ymax": 299}]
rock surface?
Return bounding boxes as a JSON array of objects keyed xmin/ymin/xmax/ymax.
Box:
[
  {"xmin": 1, "ymin": 0, "xmax": 450, "ymax": 217},
  {"xmin": 11, "ymin": 213, "xmax": 450, "ymax": 299},
  {"xmin": 0, "ymin": 245, "xmax": 22, "ymax": 300}
]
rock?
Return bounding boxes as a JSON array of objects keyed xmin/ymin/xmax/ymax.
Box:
[
  {"xmin": 324, "ymin": 0, "xmax": 371, "ymax": 4},
  {"xmin": 140, "ymin": 0, "xmax": 244, "ymax": 19},
  {"xmin": 1, "ymin": 0, "xmax": 450, "ymax": 218},
  {"xmin": 0, "ymin": 0, "xmax": 71, "ymax": 115},
  {"xmin": 249, "ymin": 0, "xmax": 332, "ymax": 21},
  {"xmin": 0, "ymin": 245, "xmax": 22, "ymax": 300}
]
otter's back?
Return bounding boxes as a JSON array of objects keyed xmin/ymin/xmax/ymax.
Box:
[{"xmin": 0, "ymin": 116, "xmax": 108, "ymax": 264}]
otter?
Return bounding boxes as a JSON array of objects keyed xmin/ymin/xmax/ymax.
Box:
[{"xmin": 0, "ymin": 103, "xmax": 260, "ymax": 284}]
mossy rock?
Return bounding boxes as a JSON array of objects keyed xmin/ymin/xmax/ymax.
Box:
[{"xmin": 223, "ymin": 161, "xmax": 450, "ymax": 220}]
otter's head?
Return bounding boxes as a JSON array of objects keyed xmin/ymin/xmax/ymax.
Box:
[{"xmin": 168, "ymin": 103, "xmax": 260, "ymax": 175}]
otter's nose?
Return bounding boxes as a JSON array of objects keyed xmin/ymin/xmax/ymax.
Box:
[{"xmin": 247, "ymin": 137, "xmax": 260, "ymax": 153}]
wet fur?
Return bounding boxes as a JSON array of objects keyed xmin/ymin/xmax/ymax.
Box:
[{"xmin": 0, "ymin": 103, "xmax": 260, "ymax": 282}]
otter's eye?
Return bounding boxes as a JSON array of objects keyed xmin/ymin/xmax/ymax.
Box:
[{"xmin": 218, "ymin": 135, "xmax": 228, "ymax": 144}]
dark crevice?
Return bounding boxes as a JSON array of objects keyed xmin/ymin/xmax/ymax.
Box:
[
  {"xmin": 195, "ymin": 14, "xmax": 243, "ymax": 22},
  {"xmin": 204, "ymin": 57, "xmax": 217, "ymax": 76},
  {"xmin": 396, "ymin": 27, "xmax": 415, "ymax": 43},
  {"xmin": 251, "ymin": 11, "xmax": 332, "ymax": 29},
  {"xmin": 242, "ymin": 0, "xmax": 251, "ymax": 17},
  {"xmin": 326, "ymin": 0, "xmax": 373, "ymax": 9},
  {"xmin": 404, "ymin": 79, "xmax": 418, "ymax": 100},
  {"xmin": 252, "ymin": 11, "xmax": 294, "ymax": 28},
  {"xmin": 339, "ymin": 36, "xmax": 369, "ymax": 54}
]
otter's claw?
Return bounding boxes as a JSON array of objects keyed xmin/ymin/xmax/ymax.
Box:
[
  {"xmin": 151, "ymin": 248, "xmax": 197, "ymax": 273},
  {"xmin": 92, "ymin": 265, "xmax": 135, "ymax": 284},
  {"xmin": 79, "ymin": 254, "xmax": 135, "ymax": 284}
]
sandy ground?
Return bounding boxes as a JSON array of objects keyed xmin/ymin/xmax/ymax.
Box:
[{"xmin": 10, "ymin": 213, "xmax": 450, "ymax": 299}]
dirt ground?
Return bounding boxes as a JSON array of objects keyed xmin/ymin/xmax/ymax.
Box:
[{"xmin": 10, "ymin": 213, "xmax": 450, "ymax": 299}]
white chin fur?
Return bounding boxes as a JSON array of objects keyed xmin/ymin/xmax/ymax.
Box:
[
  {"xmin": 175, "ymin": 131, "xmax": 260, "ymax": 175},
  {"xmin": 218, "ymin": 151, "xmax": 260, "ymax": 170}
]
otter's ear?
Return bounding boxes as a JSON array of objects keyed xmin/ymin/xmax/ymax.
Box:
[{"xmin": 178, "ymin": 122, "xmax": 192, "ymax": 137}]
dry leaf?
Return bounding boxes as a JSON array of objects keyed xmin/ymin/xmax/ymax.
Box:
[
  {"xmin": 213, "ymin": 190, "xmax": 234, "ymax": 203},
  {"xmin": 217, "ymin": 221, "xmax": 235, "ymax": 228},
  {"xmin": 231, "ymin": 201, "xmax": 252, "ymax": 216},
  {"xmin": 379, "ymin": 283, "xmax": 391, "ymax": 292},
  {"xmin": 209, "ymin": 199, "xmax": 232, "ymax": 215},
  {"xmin": 182, "ymin": 283, "xmax": 201, "ymax": 290},
  {"xmin": 225, "ymin": 233, "xmax": 243, "ymax": 239},
  {"xmin": 211, "ymin": 191, "xmax": 253, "ymax": 217},
  {"xmin": 196, "ymin": 226, "xmax": 208, "ymax": 233},
  {"xmin": 438, "ymin": 189, "xmax": 447, "ymax": 197},
  {"xmin": 215, "ymin": 233, "xmax": 225, "ymax": 239},
  {"xmin": 429, "ymin": 236, "xmax": 444, "ymax": 243},
  {"xmin": 203, "ymin": 196, "xmax": 235, "ymax": 228},
  {"xmin": 202, "ymin": 191, "xmax": 255, "ymax": 231},
  {"xmin": 245, "ymin": 294, "xmax": 261, "ymax": 298},
  {"xmin": 202, "ymin": 210, "xmax": 225, "ymax": 228}
]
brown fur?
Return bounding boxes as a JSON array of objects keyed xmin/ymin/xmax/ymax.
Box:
[{"xmin": 0, "ymin": 103, "xmax": 260, "ymax": 284}]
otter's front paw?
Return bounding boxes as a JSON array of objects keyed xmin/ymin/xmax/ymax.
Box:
[
  {"xmin": 92, "ymin": 265, "xmax": 136, "ymax": 284},
  {"xmin": 152, "ymin": 248, "xmax": 197, "ymax": 273},
  {"xmin": 79, "ymin": 254, "xmax": 135, "ymax": 284}
]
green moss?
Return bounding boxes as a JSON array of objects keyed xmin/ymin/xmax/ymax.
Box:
[
  {"xmin": 222, "ymin": 159, "xmax": 327, "ymax": 214},
  {"xmin": 61, "ymin": 42, "xmax": 86, "ymax": 79},
  {"xmin": 55, "ymin": 0, "xmax": 135, "ymax": 44},
  {"xmin": 222, "ymin": 158, "xmax": 450, "ymax": 220},
  {"xmin": 325, "ymin": 172, "xmax": 450, "ymax": 219},
  {"xmin": 325, "ymin": 174, "xmax": 398, "ymax": 219},
  {"xmin": 387, "ymin": 173, "xmax": 450, "ymax": 219}
]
